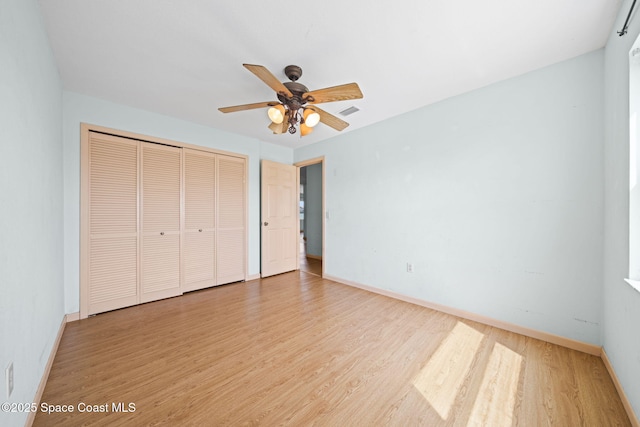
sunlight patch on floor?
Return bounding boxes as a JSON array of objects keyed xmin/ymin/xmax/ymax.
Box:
[
  {"xmin": 413, "ymin": 321, "xmax": 485, "ymax": 420},
  {"xmin": 467, "ymin": 342, "xmax": 523, "ymax": 427}
]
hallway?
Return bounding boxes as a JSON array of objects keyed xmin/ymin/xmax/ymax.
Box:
[{"xmin": 300, "ymin": 232, "xmax": 322, "ymax": 276}]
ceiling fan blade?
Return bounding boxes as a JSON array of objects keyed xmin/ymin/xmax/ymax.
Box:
[
  {"xmin": 303, "ymin": 82, "xmax": 363, "ymax": 104},
  {"xmin": 307, "ymin": 106, "xmax": 350, "ymax": 131},
  {"xmin": 243, "ymin": 64, "xmax": 294, "ymax": 98},
  {"xmin": 218, "ymin": 101, "xmax": 278, "ymax": 113}
]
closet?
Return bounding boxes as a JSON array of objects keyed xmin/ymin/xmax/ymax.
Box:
[{"xmin": 81, "ymin": 128, "xmax": 246, "ymax": 318}]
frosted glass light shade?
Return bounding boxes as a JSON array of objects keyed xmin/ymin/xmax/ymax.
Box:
[
  {"xmin": 268, "ymin": 104, "xmax": 285, "ymax": 124},
  {"xmin": 303, "ymin": 109, "xmax": 320, "ymax": 127}
]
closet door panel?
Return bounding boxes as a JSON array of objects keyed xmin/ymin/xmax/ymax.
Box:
[
  {"xmin": 140, "ymin": 143, "xmax": 182, "ymax": 302},
  {"xmin": 87, "ymin": 133, "xmax": 139, "ymax": 315},
  {"xmin": 183, "ymin": 149, "xmax": 216, "ymax": 292},
  {"xmin": 184, "ymin": 150, "xmax": 216, "ymax": 229},
  {"xmin": 142, "ymin": 145, "xmax": 181, "ymax": 231},
  {"xmin": 89, "ymin": 236, "xmax": 138, "ymax": 313},
  {"xmin": 217, "ymin": 156, "xmax": 245, "ymax": 284}
]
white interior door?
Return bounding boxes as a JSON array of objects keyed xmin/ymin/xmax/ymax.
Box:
[{"xmin": 261, "ymin": 160, "xmax": 298, "ymax": 277}]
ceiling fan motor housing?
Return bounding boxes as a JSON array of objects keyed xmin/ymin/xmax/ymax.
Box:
[{"xmin": 279, "ymin": 81, "xmax": 309, "ymax": 110}]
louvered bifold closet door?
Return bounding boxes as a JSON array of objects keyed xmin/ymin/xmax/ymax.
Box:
[
  {"xmin": 217, "ymin": 156, "xmax": 246, "ymax": 284},
  {"xmin": 140, "ymin": 143, "xmax": 182, "ymax": 303},
  {"xmin": 87, "ymin": 133, "xmax": 139, "ymax": 315},
  {"xmin": 183, "ymin": 149, "xmax": 216, "ymax": 292}
]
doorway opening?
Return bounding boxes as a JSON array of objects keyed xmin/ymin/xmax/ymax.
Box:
[{"xmin": 297, "ymin": 158, "xmax": 324, "ymax": 277}]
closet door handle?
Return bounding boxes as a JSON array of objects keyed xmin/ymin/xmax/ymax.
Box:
[
  {"xmin": 263, "ymin": 222, "xmax": 269, "ymax": 226},
  {"xmin": 160, "ymin": 232, "xmax": 165, "ymax": 236},
  {"xmin": 198, "ymin": 229, "xmax": 202, "ymax": 232}
]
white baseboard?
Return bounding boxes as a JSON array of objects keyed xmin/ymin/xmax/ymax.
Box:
[
  {"xmin": 65, "ymin": 312, "xmax": 80, "ymax": 322},
  {"xmin": 246, "ymin": 273, "xmax": 261, "ymax": 281},
  {"xmin": 602, "ymin": 349, "xmax": 640, "ymax": 427},
  {"xmin": 26, "ymin": 314, "xmax": 68, "ymax": 426},
  {"xmin": 323, "ymin": 274, "xmax": 601, "ymax": 356}
]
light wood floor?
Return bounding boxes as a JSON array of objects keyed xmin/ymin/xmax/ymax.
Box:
[{"xmin": 34, "ymin": 272, "xmax": 630, "ymax": 426}]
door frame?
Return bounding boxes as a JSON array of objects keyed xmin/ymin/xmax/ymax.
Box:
[{"xmin": 294, "ymin": 156, "xmax": 325, "ymax": 278}]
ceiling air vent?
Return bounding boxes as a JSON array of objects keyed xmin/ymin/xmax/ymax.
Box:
[{"xmin": 339, "ymin": 106, "xmax": 360, "ymax": 116}]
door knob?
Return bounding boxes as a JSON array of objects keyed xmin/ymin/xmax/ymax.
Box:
[
  {"xmin": 160, "ymin": 232, "xmax": 165, "ymax": 236},
  {"xmin": 199, "ymin": 229, "xmax": 202, "ymax": 232},
  {"xmin": 263, "ymin": 222, "xmax": 269, "ymax": 226}
]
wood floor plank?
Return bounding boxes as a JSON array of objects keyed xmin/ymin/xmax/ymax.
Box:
[{"xmin": 33, "ymin": 272, "xmax": 631, "ymax": 426}]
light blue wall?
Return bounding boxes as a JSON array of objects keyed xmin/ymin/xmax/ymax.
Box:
[
  {"xmin": 62, "ymin": 92, "xmax": 292, "ymax": 313},
  {"xmin": 304, "ymin": 163, "xmax": 323, "ymax": 257},
  {"xmin": 603, "ymin": 0, "xmax": 640, "ymax": 417},
  {"xmin": 0, "ymin": 1, "xmax": 64, "ymax": 426},
  {"xmin": 296, "ymin": 50, "xmax": 605, "ymax": 345}
]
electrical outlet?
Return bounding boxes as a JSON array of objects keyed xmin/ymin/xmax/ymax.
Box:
[
  {"xmin": 407, "ymin": 263, "xmax": 413, "ymax": 273},
  {"xmin": 6, "ymin": 362, "xmax": 13, "ymax": 398}
]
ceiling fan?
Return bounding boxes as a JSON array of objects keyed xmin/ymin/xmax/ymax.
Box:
[{"xmin": 218, "ymin": 64, "xmax": 363, "ymax": 136}]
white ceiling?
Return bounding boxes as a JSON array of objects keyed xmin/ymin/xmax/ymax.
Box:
[{"xmin": 39, "ymin": 0, "xmax": 622, "ymax": 149}]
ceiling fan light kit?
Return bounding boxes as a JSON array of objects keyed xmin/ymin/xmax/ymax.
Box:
[
  {"xmin": 267, "ymin": 104, "xmax": 285, "ymax": 124},
  {"xmin": 303, "ymin": 108, "xmax": 320, "ymax": 127},
  {"xmin": 219, "ymin": 64, "xmax": 363, "ymax": 137}
]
